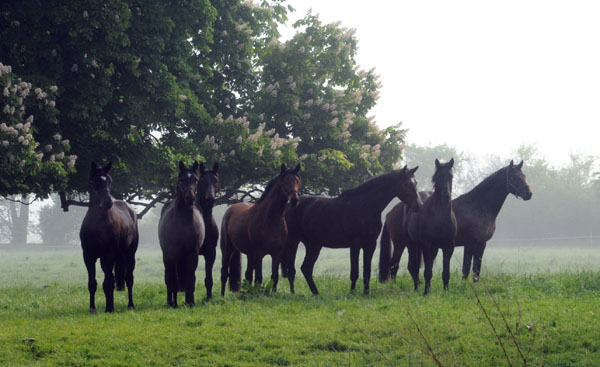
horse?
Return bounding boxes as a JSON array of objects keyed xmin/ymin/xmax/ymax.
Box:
[
  {"xmin": 194, "ymin": 162, "xmax": 224, "ymax": 300},
  {"xmin": 158, "ymin": 161, "xmax": 205, "ymax": 307},
  {"xmin": 80, "ymin": 161, "xmax": 139, "ymax": 313},
  {"xmin": 220, "ymin": 163, "xmax": 301, "ymax": 296},
  {"xmin": 283, "ymin": 166, "xmax": 422, "ymax": 296},
  {"xmin": 403, "ymin": 159, "xmax": 456, "ymax": 295},
  {"xmin": 379, "ymin": 160, "xmax": 532, "ymax": 284}
]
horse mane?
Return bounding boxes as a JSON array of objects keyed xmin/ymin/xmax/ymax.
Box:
[
  {"xmin": 256, "ymin": 175, "xmax": 280, "ymax": 204},
  {"xmin": 460, "ymin": 166, "xmax": 507, "ymax": 199},
  {"xmin": 339, "ymin": 171, "xmax": 397, "ymax": 198}
]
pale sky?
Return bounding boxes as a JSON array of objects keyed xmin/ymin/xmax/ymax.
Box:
[{"xmin": 284, "ymin": 0, "xmax": 600, "ymax": 166}]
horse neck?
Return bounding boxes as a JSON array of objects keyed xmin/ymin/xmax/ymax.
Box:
[
  {"xmin": 254, "ymin": 183, "xmax": 288, "ymax": 222},
  {"xmin": 198, "ymin": 199, "xmax": 213, "ymax": 219},
  {"xmin": 174, "ymin": 191, "xmax": 194, "ymax": 214},
  {"xmin": 431, "ymin": 181, "xmax": 453, "ymax": 209},
  {"xmin": 464, "ymin": 171, "xmax": 509, "ymax": 217},
  {"xmin": 346, "ymin": 175, "xmax": 399, "ymax": 215}
]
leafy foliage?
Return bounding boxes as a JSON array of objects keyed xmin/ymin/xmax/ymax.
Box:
[{"xmin": 1, "ymin": 0, "xmax": 407, "ymax": 209}]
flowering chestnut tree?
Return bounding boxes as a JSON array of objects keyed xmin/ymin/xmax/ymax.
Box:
[
  {"xmin": 0, "ymin": 63, "xmax": 76, "ymax": 198},
  {"xmin": 0, "ymin": 1, "xmax": 407, "ymax": 214}
]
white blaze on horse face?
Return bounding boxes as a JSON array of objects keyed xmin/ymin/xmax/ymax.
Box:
[
  {"xmin": 101, "ymin": 176, "xmax": 107, "ymax": 181},
  {"xmin": 187, "ymin": 173, "xmax": 193, "ymax": 179}
]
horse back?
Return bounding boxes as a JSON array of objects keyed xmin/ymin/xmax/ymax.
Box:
[{"xmin": 80, "ymin": 200, "xmax": 138, "ymax": 254}]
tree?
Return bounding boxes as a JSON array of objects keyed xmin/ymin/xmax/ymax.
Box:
[{"xmin": 1, "ymin": 1, "xmax": 407, "ymax": 213}]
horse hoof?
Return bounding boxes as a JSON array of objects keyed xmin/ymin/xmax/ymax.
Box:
[
  {"xmin": 473, "ymin": 275, "xmax": 480, "ymax": 283},
  {"xmin": 89, "ymin": 308, "xmax": 97, "ymax": 314},
  {"xmin": 128, "ymin": 305, "xmax": 135, "ymax": 310}
]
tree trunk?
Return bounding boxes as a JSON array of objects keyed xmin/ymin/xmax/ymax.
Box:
[{"xmin": 9, "ymin": 195, "xmax": 29, "ymax": 245}]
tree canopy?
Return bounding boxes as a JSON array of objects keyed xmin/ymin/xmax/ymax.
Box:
[{"xmin": 0, "ymin": 0, "xmax": 406, "ymax": 214}]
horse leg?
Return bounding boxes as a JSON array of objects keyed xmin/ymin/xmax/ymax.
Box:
[
  {"xmin": 472, "ymin": 242, "xmax": 487, "ymax": 283},
  {"xmin": 390, "ymin": 243, "xmax": 405, "ymax": 282},
  {"xmin": 184, "ymin": 254, "xmax": 198, "ymax": 307},
  {"xmin": 254, "ymin": 257, "xmax": 263, "ymax": 286},
  {"xmin": 462, "ymin": 245, "xmax": 473, "ymax": 280},
  {"xmin": 99, "ymin": 256, "xmax": 116, "ymax": 313},
  {"xmin": 422, "ymin": 246, "xmax": 437, "ymax": 296},
  {"xmin": 271, "ymin": 253, "xmax": 281, "ymax": 292},
  {"xmin": 362, "ymin": 242, "xmax": 376, "ymax": 295},
  {"xmin": 300, "ymin": 245, "xmax": 322, "ymax": 295},
  {"xmin": 442, "ymin": 245, "xmax": 455, "ymax": 290},
  {"xmin": 203, "ymin": 246, "xmax": 216, "ymax": 300},
  {"xmin": 349, "ymin": 246, "xmax": 360, "ymax": 292},
  {"xmin": 285, "ymin": 238, "xmax": 300, "ymax": 294},
  {"xmin": 125, "ymin": 248, "xmax": 136, "ymax": 309},
  {"xmin": 407, "ymin": 243, "xmax": 421, "ymax": 291},
  {"xmin": 244, "ymin": 254, "xmax": 255, "ymax": 285},
  {"xmin": 83, "ymin": 254, "xmax": 97, "ymax": 313},
  {"xmin": 164, "ymin": 258, "xmax": 177, "ymax": 307}
]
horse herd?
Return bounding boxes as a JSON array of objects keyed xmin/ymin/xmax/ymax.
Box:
[{"xmin": 79, "ymin": 159, "xmax": 532, "ymax": 313}]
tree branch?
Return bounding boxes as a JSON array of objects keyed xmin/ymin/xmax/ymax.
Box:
[{"xmin": 133, "ymin": 192, "xmax": 170, "ymax": 219}]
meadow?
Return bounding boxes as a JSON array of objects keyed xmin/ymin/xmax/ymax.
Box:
[{"xmin": 0, "ymin": 244, "xmax": 599, "ymax": 366}]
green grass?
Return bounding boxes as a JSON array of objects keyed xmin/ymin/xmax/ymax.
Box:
[{"xmin": 0, "ymin": 246, "xmax": 599, "ymax": 366}]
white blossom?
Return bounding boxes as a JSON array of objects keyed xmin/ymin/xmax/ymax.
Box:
[
  {"xmin": 302, "ymin": 113, "xmax": 311, "ymax": 120},
  {"xmin": 56, "ymin": 152, "xmax": 65, "ymax": 160},
  {"xmin": 62, "ymin": 139, "xmax": 70, "ymax": 146},
  {"xmin": 2, "ymin": 88, "xmax": 8, "ymax": 97},
  {"xmin": 71, "ymin": 64, "xmax": 78, "ymax": 72},
  {"xmin": 2, "ymin": 140, "xmax": 9, "ymax": 147},
  {"xmin": 329, "ymin": 118, "xmax": 339, "ymax": 127},
  {"xmin": 273, "ymin": 150, "xmax": 281, "ymax": 158},
  {"xmin": 50, "ymin": 86, "xmax": 58, "ymax": 93},
  {"xmin": 229, "ymin": 150, "xmax": 235, "ymax": 157},
  {"xmin": 49, "ymin": 101, "xmax": 56, "ymax": 107},
  {"xmin": 289, "ymin": 82, "xmax": 296, "ymax": 90},
  {"xmin": 18, "ymin": 136, "xmax": 24, "ymax": 143},
  {"xmin": 299, "ymin": 154, "xmax": 308, "ymax": 161},
  {"xmin": 304, "ymin": 99, "xmax": 314, "ymax": 107},
  {"xmin": 298, "ymin": 46, "xmax": 305, "ymax": 54},
  {"xmin": 236, "ymin": 136, "xmax": 243, "ymax": 144},
  {"xmin": 37, "ymin": 153, "xmax": 44, "ymax": 160},
  {"xmin": 49, "ymin": 154, "xmax": 55, "ymax": 163},
  {"xmin": 179, "ymin": 95, "xmax": 187, "ymax": 101},
  {"xmin": 270, "ymin": 89, "xmax": 278, "ymax": 97},
  {"xmin": 215, "ymin": 112, "xmax": 223, "ymax": 124},
  {"xmin": 83, "ymin": 10, "xmax": 89, "ymax": 19},
  {"xmin": 286, "ymin": 76, "xmax": 294, "ymax": 83}
]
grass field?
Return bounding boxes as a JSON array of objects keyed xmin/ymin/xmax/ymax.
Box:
[{"xmin": 1, "ymin": 245, "xmax": 599, "ymax": 366}]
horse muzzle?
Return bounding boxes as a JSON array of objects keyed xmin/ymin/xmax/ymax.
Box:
[
  {"xmin": 521, "ymin": 188, "xmax": 533, "ymax": 201},
  {"xmin": 289, "ymin": 194, "xmax": 299, "ymax": 207}
]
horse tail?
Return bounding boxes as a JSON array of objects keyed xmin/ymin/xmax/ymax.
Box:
[
  {"xmin": 229, "ymin": 250, "xmax": 241, "ymax": 292},
  {"xmin": 378, "ymin": 225, "xmax": 392, "ymax": 283},
  {"xmin": 114, "ymin": 254, "xmax": 126, "ymax": 291}
]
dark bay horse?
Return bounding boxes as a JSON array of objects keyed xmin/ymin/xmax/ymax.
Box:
[
  {"xmin": 159, "ymin": 161, "xmax": 205, "ymax": 307},
  {"xmin": 403, "ymin": 159, "xmax": 457, "ymax": 295},
  {"xmin": 283, "ymin": 166, "xmax": 422, "ymax": 295},
  {"xmin": 379, "ymin": 160, "xmax": 532, "ymax": 284},
  {"xmin": 220, "ymin": 164, "xmax": 301, "ymax": 296},
  {"xmin": 80, "ymin": 162, "xmax": 139, "ymax": 313},
  {"xmin": 195, "ymin": 162, "xmax": 222, "ymax": 300}
]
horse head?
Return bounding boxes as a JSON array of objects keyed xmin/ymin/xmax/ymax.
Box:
[
  {"xmin": 177, "ymin": 160, "xmax": 200, "ymax": 207},
  {"xmin": 433, "ymin": 158, "xmax": 455, "ymax": 201},
  {"xmin": 197, "ymin": 162, "xmax": 220, "ymax": 208},
  {"xmin": 280, "ymin": 163, "xmax": 302, "ymax": 207},
  {"xmin": 397, "ymin": 165, "xmax": 423, "ymax": 211},
  {"xmin": 89, "ymin": 161, "xmax": 114, "ymax": 210},
  {"xmin": 507, "ymin": 160, "xmax": 532, "ymax": 200}
]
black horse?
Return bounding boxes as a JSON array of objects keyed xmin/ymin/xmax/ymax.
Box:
[
  {"xmin": 195, "ymin": 162, "xmax": 223, "ymax": 300},
  {"xmin": 283, "ymin": 166, "xmax": 422, "ymax": 295},
  {"xmin": 159, "ymin": 161, "xmax": 205, "ymax": 307},
  {"xmin": 80, "ymin": 161, "xmax": 139, "ymax": 313},
  {"xmin": 379, "ymin": 160, "xmax": 532, "ymax": 284},
  {"xmin": 404, "ymin": 159, "xmax": 457, "ymax": 295}
]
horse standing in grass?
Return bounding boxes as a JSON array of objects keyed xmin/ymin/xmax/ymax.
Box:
[
  {"xmin": 283, "ymin": 166, "xmax": 422, "ymax": 295},
  {"xmin": 379, "ymin": 160, "xmax": 532, "ymax": 284},
  {"xmin": 404, "ymin": 159, "xmax": 457, "ymax": 295},
  {"xmin": 159, "ymin": 161, "xmax": 205, "ymax": 307},
  {"xmin": 195, "ymin": 162, "xmax": 222, "ymax": 300},
  {"xmin": 220, "ymin": 164, "xmax": 301, "ymax": 296},
  {"xmin": 80, "ymin": 161, "xmax": 139, "ymax": 313}
]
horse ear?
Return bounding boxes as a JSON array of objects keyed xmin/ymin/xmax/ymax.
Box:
[
  {"xmin": 448, "ymin": 158, "xmax": 454, "ymax": 168},
  {"xmin": 435, "ymin": 159, "xmax": 441, "ymax": 169},
  {"xmin": 104, "ymin": 161, "xmax": 112, "ymax": 173},
  {"xmin": 213, "ymin": 162, "xmax": 219, "ymax": 174},
  {"xmin": 179, "ymin": 160, "xmax": 185, "ymax": 171},
  {"xmin": 192, "ymin": 161, "xmax": 199, "ymax": 172},
  {"xmin": 199, "ymin": 162, "xmax": 206, "ymax": 175},
  {"xmin": 509, "ymin": 160, "xmax": 514, "ymax": 168},
  {"xmin": 293, "ymin": 163, "xmax": 301, "ymax": 174},
  {"xmin": 409, "ymin": 166, "xmax": 419, "ymax": 175},
  {"xmin": 280, "ymin": 163, "xmax": 286, "ymax": 174},
  {"xmin": 517, "ymin": 160, "xmax": 524, "ymax": 169},
  {"xmin": 402, "ymin": 165, "xmax": 408, "ymax": 173}
]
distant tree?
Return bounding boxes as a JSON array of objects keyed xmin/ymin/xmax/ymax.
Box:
[
  {"xmin": 35, "ymin": 195, "xmax": 84, "ymax": 246},
  {"xmin": 401, "ymin": 143, "xmax": 474, "ymax": 194}
]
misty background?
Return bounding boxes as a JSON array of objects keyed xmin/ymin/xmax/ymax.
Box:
[{"xmin": 2, "ymin": 143, "xmax": 598, "ymax": 250}]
